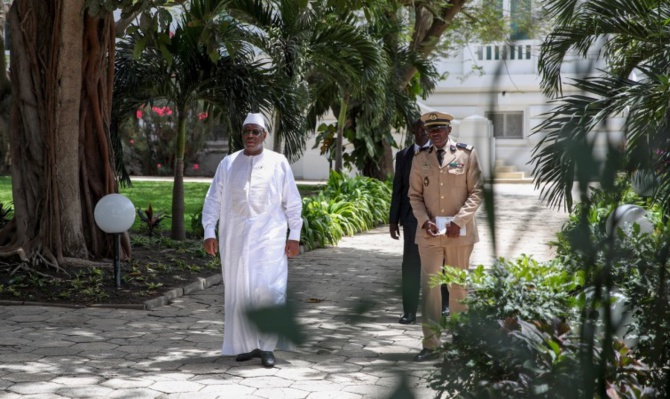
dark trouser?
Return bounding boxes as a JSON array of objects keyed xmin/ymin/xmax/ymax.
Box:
[
  {"xmin": 401, "ymin": 222, "xmax": 421, "ymax": 315},
  {"xmin": 441, "ymin": 283, "xmax": 450, "ymax": 311}
]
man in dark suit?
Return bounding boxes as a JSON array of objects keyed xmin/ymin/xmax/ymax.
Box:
[{"xmin": 389, "ymin": 119, "xmax": 449, "ymax": 325}]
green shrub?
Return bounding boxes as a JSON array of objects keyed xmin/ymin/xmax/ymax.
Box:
[
  {"xmin": 300, "ymin": 171, "xmax": 391, "ymax": 251},
  {"xmin": 430, "ymin": 256, "xmax": 654, "ymax": 398}
]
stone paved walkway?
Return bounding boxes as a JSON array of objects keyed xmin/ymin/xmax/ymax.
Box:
[{"xmin": 0, "ymin": 184, "xmax": 568, "ymax": 399}]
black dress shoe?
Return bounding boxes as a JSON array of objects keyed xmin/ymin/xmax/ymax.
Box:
[
  {"xmin": 235, "ymin": 348, "xmax": 261, "ymax": 362},
  {"xmin": 260, "ymin": 351, "xmax": 276, "ymax": 368},
  {"xmin": 398, "ymin": 313, "xmax": 416, "ymax": 324},
  {"xmin": 413, "ymin": 348, "xmax": 439, "ymax": 362}
]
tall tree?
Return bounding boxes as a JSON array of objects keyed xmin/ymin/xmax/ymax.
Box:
[
  {"xmin": 0, "ymin": 0, "xmax": 122, "ymax": 267},
  {"xmin": 531, "ymin": 0, "xmax": 670, "ymax": 214},
  {"xmin": 116, "ymin": 0, "xmax": 304, "ymax": 239},
  {"xmin": 224, "ymin": 0, "xmax": 312, "ymax": 160},
  {"xmin": 0, "ymin": 0, "xmax": 181, "ymax": 266},
  {"xmin": 312, "ymin": 0, "xmax": 540, "ymax": 178}
]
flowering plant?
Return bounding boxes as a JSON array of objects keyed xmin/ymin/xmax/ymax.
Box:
[{"xmin": 121, "ymin": 102, "xmax": 212, "ymax": 176}]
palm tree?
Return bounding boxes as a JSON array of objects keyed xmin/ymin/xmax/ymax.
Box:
[
  {"xmin": 114, "ymin": 0, "xmax": 296, "ymax": 240},
  {"xmin": 223, "ymin": 0, "xmax": 313, "ymax": 161},
  {"xmin": 532, "ymin": 3, "xmax": 670, "ymax": 395},
  {"xmin": 532, "ymin": 0, "xmax": 670, "ymax": 214},
  {"xmin": 226, "ymin": 0, "xmax": 387, "ymax": 172},
  {"xmin": 305, "ymin": 11, "xmax": 388, "ymax": 173}
]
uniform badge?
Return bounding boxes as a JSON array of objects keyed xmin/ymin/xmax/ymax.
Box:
[
  {"xmin": 450, "ymin": 145, "xmax": 456, "ymax": 152},
  {"xmin": 429, "ymin": 113, "xmax": 437, "ymax": 120},
  {"xmin": 424, "ymin": 176, "xmax": 429, "ymax": 186}
]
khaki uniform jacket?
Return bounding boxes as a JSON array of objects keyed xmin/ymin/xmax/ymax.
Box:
[{"xmin": 408, "ymin": 138, "xmax": 483, "ymax": 247}]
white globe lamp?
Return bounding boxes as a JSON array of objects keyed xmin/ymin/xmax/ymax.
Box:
[
  {"xmin": 605, "ymin": 204, "xmax": 653, "ymax": 236},
  {"xmin": 94, "ymin": 194, "xmax": 136, "ymax": 288}
]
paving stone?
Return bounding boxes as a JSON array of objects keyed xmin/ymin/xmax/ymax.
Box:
[
  {"xmin": 1, "ymin": 373, "xmax": 58, "ymax": 383},
  {"xmin": 311, "ymin": 359, "xmax": 362, "ymax": 374},
  {"xmin": 197, "ymin": 384, "xmax": 255, "ymax": 396},
  {"xmin": 6, "ymin": 381, "xmax": 63, "ymax": 395},
  {"xmin": 255, "ymin": 387, "xmax": 309, "ymax": 399},
  {"xmin": 149, "ymin": 380, "xmax": 204, "ymax": 394},
  {"xmin": 29, "ymin": 347, "xmax": 83, "ymax": 356},
  {"xmin": 70, "ymin": 342, "xmax": 119, "ymax": 351},
  {"xmin": 289, "ymin": 380, "xmax": 343, "ymax": 393},
  {"xmin": 304, "ymin": 391, "xmax": 360, "ymax": 399},
  {"xmin": 274, "ymin": 367, "xmax": 327, "ymax": 381},
  {"xmin": 190, "ymin": 375, "xmax": 244, "ymax": 385},
  {"xmin": 342, "ymin": 384, "xmax": 395, "ymax": 398},
  {"xmin": 225, "ymin": 367, "xmax": 279, "ymax": 378},
  {"xmin": 108, "ymin": 388, "xmax": 162, "ymax": 398},
  {"xmin": 101, "ymin": 377, "xmax": 154, "ymax": 389},
  {"xmin": 239, "ymin": 376, "xmax": 292, "ymax": 389},
  {"xmin": 0, "ymin": 353, "xmax": 44, "ymax": 363},
  {"xmin": 50, "ymin": 375, "xmax": 102, "ymax": 386},
  {"xmin": 56, "ymin": 385, "xmax": 116, "ymax": 398}
]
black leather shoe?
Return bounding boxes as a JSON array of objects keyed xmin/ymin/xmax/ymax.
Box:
[
  {"xmin": 442, "ymin": 307, "xmax": 450, "ymax": 316},
  {"xmin": 413, "ymin": 348, "xmax": 439, "ymax": 362},
  {"xmin": 260, "ymin": 351, "xmax": 276, "ymax": 368},
  {"xmin": 235, "ymin": 349, "xmax": 261, "ymax": 362},
  {"xmin": 398, "ymin": 313, "xmax": 416, "ymax": 324}
]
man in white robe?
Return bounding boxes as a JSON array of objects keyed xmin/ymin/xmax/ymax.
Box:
[{"xmin": 202, "ymin": 113, "xmax": 303, "ymax": 368}]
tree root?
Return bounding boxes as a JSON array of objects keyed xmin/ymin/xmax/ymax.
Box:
[
  {"xmin": 0, "ymin": 247, "xmax": 29, "ymax": 262},
  {"xmin": 9, "ymin": 262, "xmax": 65, "ymax": 281}
]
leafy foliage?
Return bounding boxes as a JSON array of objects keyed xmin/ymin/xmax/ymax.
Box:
[
  {"xmin": 136, "ymin": 204, "xmax": 170, "ymax": 238},
  {"xmin": 0, "ymin": 202, "xmax": 12, "ymax": 229},
  {"xmin": 532, "ymin": 0, "xmax": 670, "ymax": 215},
  {"xmin": 300, "ymin": 171, "xmax": 391, "ymax": 250},
  {"xmin": 431, "ymin": 255, "xmax": 654, "ymax": 398},
  {"xmin": 428, "ymin": 179, "xmax": 667, "ymax": 397},
  {"xmin": 123, "ymin": 104, "xmax": 211, "ymax": 176}
]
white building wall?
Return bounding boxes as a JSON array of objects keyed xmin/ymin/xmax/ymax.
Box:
[{"xmin": 287, "ymin": 37, "xmax": 619, "ymax": 180}]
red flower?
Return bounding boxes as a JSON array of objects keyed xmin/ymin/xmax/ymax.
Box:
[
  {"xmin": 129, "ymin": 139, "xmax": 135, "ymax": 145},
  {"xmin": 192, "ymin": 163, "xmax": 200, "ymax": 170},
  {"xmin": 136, "ymin": 109, "xmax": 143, "ymax": 119},
  {"xmin": 198, "ymin": 112, "xmax": 208, "ymax": 120},
  {"xmin": 157, "ymin": 163, "xmax": 162, "ymax": 168}
]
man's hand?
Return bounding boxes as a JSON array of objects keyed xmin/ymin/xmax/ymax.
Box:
[
  {"xmin": 204, "ymin": 238, "xmax": 218, "ymax": 256},
  {"xmin": 389, "ymin": 222, "xmax": 400, "ymax": 240},
  {"xmin": 423, "ymin": 220, "xmax": 439, "ymax": 237},
  {"xmin": 285, "ymin": 240, "xmax": 300, "ymax": 258},
  {"xmin": 446, "ymin": 222, "xmax": 461, "ymax": 238}
]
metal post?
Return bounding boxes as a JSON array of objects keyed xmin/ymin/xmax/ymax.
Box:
[{"xmin": 114, "ymin": 233, "xmax": 121, "ymax": 289}]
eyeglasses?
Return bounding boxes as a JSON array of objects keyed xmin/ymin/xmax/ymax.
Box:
[{"xmin": 242, "ymin": 128, "xmax": 263, "ymax": 136}]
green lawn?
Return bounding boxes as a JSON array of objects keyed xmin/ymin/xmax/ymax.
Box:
[
  {"xmin": 0, "ymin": 176, "xmax": 323, "ymax": 234},
  {"xmin": 0, "ymin": 176, "xmax": 11, "ymax": 206}
]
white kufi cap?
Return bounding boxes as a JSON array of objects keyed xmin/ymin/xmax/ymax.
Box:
[{"xmin": 243, "ymin": 113, "xmax": 266, "ymax": 130}]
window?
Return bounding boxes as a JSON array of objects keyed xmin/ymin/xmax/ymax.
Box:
[
  {"xmin": 486, "ymin": 111, "xmax": 524, "ymax": 139},
  {"xmin": 490, "ymin": 0, "xmax": 532, "ymax": 41},
  {"xmin": 510, "ymin": 0, "xmax": 532, "ymax": 40}
]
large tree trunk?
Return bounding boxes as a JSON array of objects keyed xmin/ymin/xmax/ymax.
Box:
[
  {"xmin": 0, "ymin": 0, "xmax": 127, "ymax": 266},
  {"xmin": 171, "ymin": 109, "xmax": 186, "ymax": 240},
  {"xmin": 0, "ymin": 3, "xmax": 11, "ymax": 174},
  {"xmin": 272, "ymin": 111, "xmax": 282, "ymax": 153},
  {"xmin": 334, "ymin": 92, "xmax": 349, "ymax": 173}
]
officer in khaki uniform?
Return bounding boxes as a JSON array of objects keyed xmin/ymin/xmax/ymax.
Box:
[{"xmin": 408, "ymin": 111, "xmax": 483, "ymax": 361}]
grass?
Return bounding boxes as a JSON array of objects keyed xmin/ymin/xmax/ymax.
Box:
[{"xmin": 0, "ymin": 176, "xmax": 323, "ymax": 234}]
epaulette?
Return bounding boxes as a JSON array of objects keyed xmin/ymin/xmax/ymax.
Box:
[{"xmin": 456, "ymin": 142, "xmax": 474, "ymax": 151}]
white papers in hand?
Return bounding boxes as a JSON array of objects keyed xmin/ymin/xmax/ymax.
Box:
[{"xmin": 435, "ymin": 216, "xmax": 466, "ymax": 236}]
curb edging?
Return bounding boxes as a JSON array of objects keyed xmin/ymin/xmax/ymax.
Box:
[
  {"xmin": 143, "ymin": 274, "xmax": 222, "ymax": 310},
  {"xmin": 0, "ymin": 274, "xmax": 223, "ymax": 311}
]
